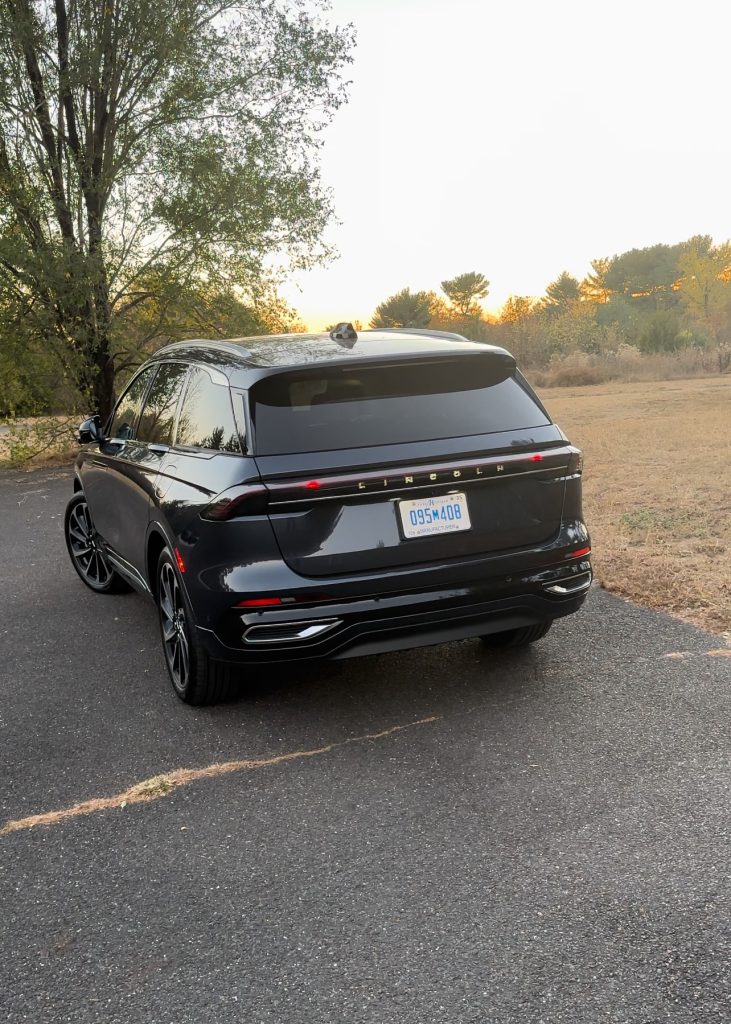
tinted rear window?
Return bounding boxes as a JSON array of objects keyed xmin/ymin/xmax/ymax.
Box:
[{"xmin": 249, "ymin": 359, "xmax": 549, "ymax": 455}]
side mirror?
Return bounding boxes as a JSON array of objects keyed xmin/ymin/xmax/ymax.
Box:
[{"xmin": 77, "ymin": 415, "xmax": 104, "ymax": 444}]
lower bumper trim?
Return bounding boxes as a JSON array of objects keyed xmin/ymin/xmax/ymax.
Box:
[{"xmin": 198, "ymin": 587, "xmax": 591, "ymax": 665}]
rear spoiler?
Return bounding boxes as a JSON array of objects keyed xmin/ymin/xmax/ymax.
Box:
[{"xmin": 235, "ymin": 348, "xmax": 517, "ymax": 389}]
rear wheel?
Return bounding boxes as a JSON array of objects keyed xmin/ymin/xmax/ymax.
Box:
[
  {"xmin": 156, "ymin": 548, "xmax": 239, "ymax": 705},
  {"xmin": 480, "ymin": 620, "xmax": 553, "ymax": 649},
  {"xmin": 64, "ymin": 493, "xmax": 129, "ymax": 594}
]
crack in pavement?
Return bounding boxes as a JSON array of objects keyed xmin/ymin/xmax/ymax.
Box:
[{"xmin": 0, "ymin": 715, "xmax": 440, "ymax": 837}]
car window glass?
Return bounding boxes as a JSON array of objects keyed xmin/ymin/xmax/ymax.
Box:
[
  {"xmin": 176, "ymin": 367, "xmax": 240, "ymax": 452},
  {"xmin": 137, "ymin": 363, "xmax": 189, "ymax": 445},
  {"xmin": 249, "ymin": 360, "xmax": 549, "ymax": 455},
  {"xmin": 108, "ymin": 367, "xmax": 156, "ymax": 440}
]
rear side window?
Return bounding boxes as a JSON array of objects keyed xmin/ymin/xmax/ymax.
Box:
[
  {"xmin": 176, "ymin": 367, "xmax": 240, "ymax": 453},
  {"xmin": 137, "ymin": 363, "xmax": 189, "ymax": 445},
  {"xmin": 108, "ymin": 366, "xmax": 156, "ymax": 440},
  {"xmin": 249, "ymin": 358, "xmax": 549, "ymax": 455}
]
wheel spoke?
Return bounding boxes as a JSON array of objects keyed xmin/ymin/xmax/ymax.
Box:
[
  {"xmin": 178, "ymin": 628, "xmax": 189, "ymax": 682},
  {"xmin": 68, "ymin": 523, "xmax": 87, "ymax": 544},
  {"xmin": 160, "ymin": 580, "xmax": 174, "ymax": 620},
  {"xmin": 70, "ymin": 507, "xmax": 88, "ymax": 536},
  {"xmin": 161, "ymin": 592, "xmax": 173, "ymax": 619},
  {"xmin": 172, "ymin": 639, "xmax": 181, "ymax": 678}
]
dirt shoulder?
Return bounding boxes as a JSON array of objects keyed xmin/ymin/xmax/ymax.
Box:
[{"xmin": 538, "ymin": 376, "xmax": 731, "ymax": 636}]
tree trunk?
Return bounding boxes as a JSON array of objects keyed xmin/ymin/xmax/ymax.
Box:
[
  {"xmin": 86, "ymin": 196, "xmax": 116, "ymax": 421},
  {"xmin": 92, "ymin": 337, "xmax": 116, "ymax": 422}
]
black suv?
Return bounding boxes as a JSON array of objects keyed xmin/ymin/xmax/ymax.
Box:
[{"xmin": 65, "ymin": 326, "xmax": 591, "ymax": 704}]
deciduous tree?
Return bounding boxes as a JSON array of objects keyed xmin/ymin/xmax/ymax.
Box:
[
  {"xmin": 677, "ymin": 242, "xmax": 731, "ymax": 328},
  {"xmin": 0, "ymin": 0, "xmax": 353, "ymax": 418},
  {"xmin": 499, "ymin": 295, "xmax": 534, "ymax": 324}
]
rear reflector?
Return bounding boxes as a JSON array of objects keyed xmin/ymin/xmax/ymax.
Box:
[
  {"xmin": 567, "ymin": 546, "xmax": 591, "ymax": 558},
  {"xmin": 235, "ymin": 593, "xmax": 333, "ymax": 609}
]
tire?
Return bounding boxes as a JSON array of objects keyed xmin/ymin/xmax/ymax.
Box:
[
  {"xmin": 156, "ymin": 548, "xmax": 239, "ymax": 705},
  {"xmin": 64, "ymin": 493, "xmax": 130, "ymax": 594},
  {"xmin": 480, "ymin": 620, "xmax": 553, "ymax": 649}
]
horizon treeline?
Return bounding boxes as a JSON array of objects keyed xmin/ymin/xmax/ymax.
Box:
[{"xmin": 368, "ymin": 237, "xmax": 731, "ymax": 385}]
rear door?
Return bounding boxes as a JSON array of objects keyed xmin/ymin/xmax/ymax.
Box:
[
  {"xmin": 82, "ymin": 364, "xmax": 157, "ymax": 555},
  {"xmin": 248, "ymin": 354, "xmax": 569, "ymax": 577},
  {"xmin": 151, "ymin": 365, "xmax": 252, "ymax": 540},
  {"xmin": 85, "ymin": 362, "xmax": 189, "ymax": 575}
]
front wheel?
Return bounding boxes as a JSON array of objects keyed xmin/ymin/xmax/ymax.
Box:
[
  {"xmin": 64, "ymin": 493, "xmax": 129, "ymax": 594},
  {"xmin": 156, "ymin": 549, "xmax": 239, "ymax": 705},
  {"xmin": 480, "ymin": 620, "xmax": 553, "ymax": 649}
]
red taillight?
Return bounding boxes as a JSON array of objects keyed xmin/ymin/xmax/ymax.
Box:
[
  {"xmin": 234, "ymin": 593, "xmax": 332, "ymax": 609},
  {"xmin": 201, "ymin": 484, "xmax": 269, "ymax": 521},
  {"xmin": 530, "ymin": 454, "xmax": 543, "ymax": 462},
  {"xmin": 304, "ymin": 480, "xmax": 320, "ymax": 490},
  {"xmin": 567, "ymin": 546, "xmax": 591, "ymax": 559}
]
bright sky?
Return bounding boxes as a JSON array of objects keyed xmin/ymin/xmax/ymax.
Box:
[{"xmin": 280, "ymin": 0, "xmax": 731, "ymax": 331}]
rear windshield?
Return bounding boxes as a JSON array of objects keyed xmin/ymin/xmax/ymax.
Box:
[{"xmin": 248, "ymin": 359, "xmax": 549, "ymax": 456}]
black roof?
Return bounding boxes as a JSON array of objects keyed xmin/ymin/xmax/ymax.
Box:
[{"xmin": 150, "ymin": 329, "xmax": 514, "ymax": 384}]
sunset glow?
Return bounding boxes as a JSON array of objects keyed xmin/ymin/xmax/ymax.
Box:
[{"xmin": 280, "ymin": 0, "xmax": 731, "ymax": 331}]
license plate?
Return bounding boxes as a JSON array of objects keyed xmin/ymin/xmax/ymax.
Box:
[{"xmin": 398, "ymin": 493, "xmax": 471, "ymax": 539}]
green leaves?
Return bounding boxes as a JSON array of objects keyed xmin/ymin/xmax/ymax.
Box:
[{"xmin": 0, "ymin": 0, "xmax": 353, "ymax": 416}]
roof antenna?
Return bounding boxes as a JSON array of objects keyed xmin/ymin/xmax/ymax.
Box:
[{"xmin": 329, "ymin": 322, "xmax": 358, "ymax": 346}]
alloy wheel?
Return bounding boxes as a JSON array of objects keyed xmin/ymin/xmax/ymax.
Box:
[
  {"xmin": 159, "ymin": 561, "xmax": 190, "ymax": 692},
  {"xmin": 66, "ymin": 499, "xmax": 113, "ymax": 588}
]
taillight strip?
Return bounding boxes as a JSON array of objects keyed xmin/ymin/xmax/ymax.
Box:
[{"xmin": 265, "ymin": 445, "xmax": 579, "ymax": 505}]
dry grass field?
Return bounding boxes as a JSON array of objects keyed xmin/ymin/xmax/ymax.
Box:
[{"xmin": 539, "ymin": 376, "xmax": 731, "ymax": 636}]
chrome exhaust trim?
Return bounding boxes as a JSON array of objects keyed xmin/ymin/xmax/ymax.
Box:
[
  {"xmin": 243, "ymin": 618, "xmax": 342, "ymax": 645},
  {"xmin": 544, "ymin": 572, "xmax": 592, "ymax": 596}
]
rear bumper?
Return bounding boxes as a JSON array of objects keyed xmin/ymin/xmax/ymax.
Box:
[{"xmin": 195, "ymin": 558, "xmax": 592, "ymax": 664}]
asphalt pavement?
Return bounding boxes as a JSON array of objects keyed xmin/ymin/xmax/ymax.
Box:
[{"xmin": 1, "ymin": 466, "xmax": 729, "ymax": 1023}]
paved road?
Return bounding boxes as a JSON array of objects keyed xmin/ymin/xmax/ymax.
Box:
[{"xmin": 1, "ymin": 467, "xmax": 729, "ymax": 1024}]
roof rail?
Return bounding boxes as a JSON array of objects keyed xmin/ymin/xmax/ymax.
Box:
[
  {"xmin": 153, "ymin": 338, "xmax": 253, "ymax": 360},
  {"xmin": 368, "ymin": 328, "xmax": 469, "ymax": 342}
]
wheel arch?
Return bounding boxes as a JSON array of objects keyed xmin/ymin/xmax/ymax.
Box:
[{"xmin": 145, "ymin": 527, "xmax": 169, "ymax": 598}]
